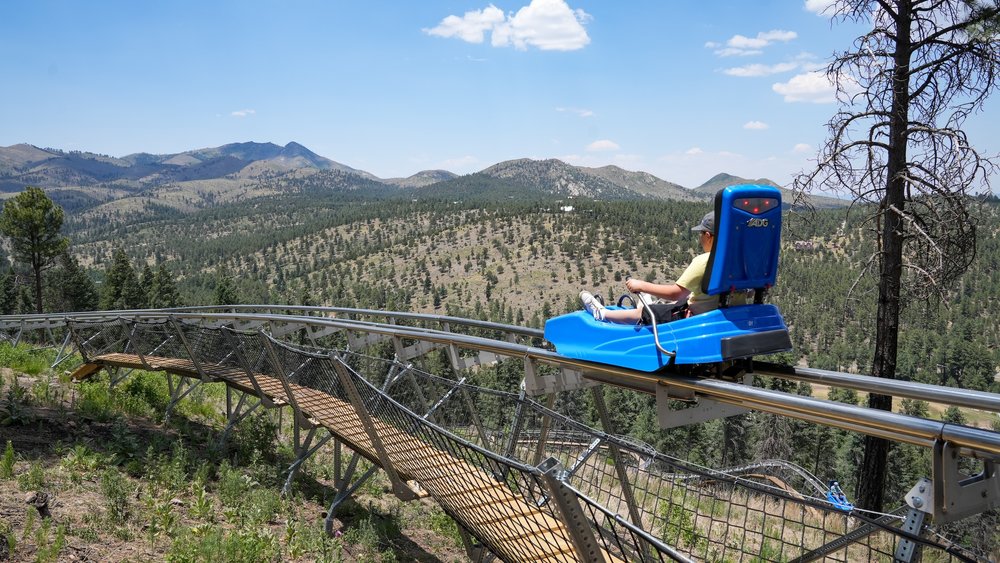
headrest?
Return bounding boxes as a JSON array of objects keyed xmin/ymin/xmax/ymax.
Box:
[{"xmin": 702, "ymin": 185, "xmax": 782, "ymax": 295}]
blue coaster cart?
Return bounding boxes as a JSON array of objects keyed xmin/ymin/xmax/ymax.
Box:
[{"xmin": 545, "ymin": 185, "xmax": 793, "ymax": 372}]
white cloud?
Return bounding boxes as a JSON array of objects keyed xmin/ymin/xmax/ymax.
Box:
[
  {"xmin": 792, "ymin": 143, "xmax": 813, "ymax": 153},
  {"xmin": 685, "ymin": 147, "xmax": 704, "ymax": 155},
  {"xmin": 493, "ymin": 0, "xmax": 591, "ymax": 51},
  {"xmin": 423, "ymin": 5, "xmax": 505, "ymax": 43},
  {"xmin": 711, "ymin": 29, "xmax": 798, "ymax": 57},
  {"xmin": 426, "ymin": 0, "xmax": 591, "ymax": 51},
  {"xmin": 231, "ymin": 109, "xmax": 256, "ymax": 117},
  {"xmin": 728, "ymin": 34, "xmax": 769, "ymax": 50},
  {"xmin": 586, "ymin": 139, "xmax": 619, "ymax": 152},
  {"xmin": 759, "ymin": 30, "xmax": 798, "ymax": 42},
  {"xmin": 804, "ymin": 0, "xmax": 837, "ymax": 15},
  {"xmin": 724, "ymin": 62, "xmax": 799, "ymax": 77},
  {"xmin": 744, "ymin": 121, "xmax": 769, "ymax": 130},
  {"xmin": 715, "ymin": 47, "xmax": 763, "ymax": 57},
  {"xmin": 556, "ymin": 106, "xmax": 595, "ymax": 117},
  {"xmin": 772, "ymin": 71, "xmax": 839, "ymax": 103}
]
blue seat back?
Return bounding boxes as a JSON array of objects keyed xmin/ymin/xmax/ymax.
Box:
[{"xmin": 702, "ymin": 185, "xmax": 782, "ymax": 296}]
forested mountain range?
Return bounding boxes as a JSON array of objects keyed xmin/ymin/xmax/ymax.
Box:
[{"xmin": 0, "ymin": 142, "xmax": 846, "ymax": 217}]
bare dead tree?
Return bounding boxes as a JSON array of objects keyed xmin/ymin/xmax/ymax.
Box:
[{"xmin": 794, "ymin": 0, "xmax": 1000, "ymax": 512}]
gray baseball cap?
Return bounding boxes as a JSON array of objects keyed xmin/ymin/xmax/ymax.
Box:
[{"xmin": 691, "ymin": 211, "xmax": 715, "ymax": 234}]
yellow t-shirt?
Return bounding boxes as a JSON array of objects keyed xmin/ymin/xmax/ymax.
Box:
[
  {"xmin": 676, "ymin": 252, "xmax": 748, "ymax": 315},
  {"xmin": 676, "ymin": 253, "xmax": 715, "ymax": 315}
]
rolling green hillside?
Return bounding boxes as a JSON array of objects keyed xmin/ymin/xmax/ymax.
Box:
[{"xmin": 50, "ymin": 186, "xmax": 1000, "ymax": 397}]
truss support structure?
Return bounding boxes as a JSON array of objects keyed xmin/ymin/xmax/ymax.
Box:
[
  {"xmin": 786, "ymin": 512, "xmax": 903, "ymax": 563},
  {"xmin": 280, "ymin": 425, "xmax": 333, "ymax": 496},
  {"xmin": 107, "ymin": 366, "xmax": 135, "ymax": 388},
  {"xmin": 164, "ymin": 372, "xmax": 202, "ymax": 423},
  {"xmin": 590, "ymin": 387, "xmax": 645, "ymax": 535},
  {"xmin": 218, "ymin": 386, "xmax": 263, "ymax": 448},
  {"xmin": 330, "ymin": 354, "xmax": 416, "ymax": 503},
  {"xmin": 50, "ymin": 332, "xmax": 75, "ymax": 370},
  {"xmin": 323, "ymin": 446, "xmax": 380, "ymax": 535}
]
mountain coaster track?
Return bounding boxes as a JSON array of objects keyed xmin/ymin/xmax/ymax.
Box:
[{"xmin": 1, "ymin": 305, "xmax": 998, "ymax": 562}]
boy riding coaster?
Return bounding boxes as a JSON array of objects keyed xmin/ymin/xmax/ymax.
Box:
[{"xmin": 580, "ymin": 210, "xmax": 743, "ymax": 325}]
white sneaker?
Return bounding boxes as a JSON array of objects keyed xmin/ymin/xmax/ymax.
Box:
[{"xmin": 580, "ymin": 291, "xmax": 607, "ymax": 321}]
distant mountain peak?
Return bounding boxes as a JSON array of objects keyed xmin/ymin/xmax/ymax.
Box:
[
  {"xmin": 383, "ymin": 169, "xmax": 459, "ymax": 188},
  {"xmin": 705, "ymin": 172, "xmax": 739, "ymax": 184}
]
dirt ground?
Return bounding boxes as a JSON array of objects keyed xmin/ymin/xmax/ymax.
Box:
[{"xmin": 0, "ymin": 369, "xmax": 467, "ymax": 562}]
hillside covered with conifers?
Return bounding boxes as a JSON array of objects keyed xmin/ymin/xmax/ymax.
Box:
[{"xmin": 5, "ymin": 185, "xmax": 999, "ymax": 399}]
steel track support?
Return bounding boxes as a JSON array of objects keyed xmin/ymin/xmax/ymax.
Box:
[
  {"xmin": 330, "ymin": 354, "xmax": 416, "ymax": 502},
  {"xmin": 218, "ymin": 386, "xmax": 263, "ymax": 448},
  {"xmin": 458, "ymin": 526, "xmax": 496, "ymax": 563},
  {"xmin": 50, "ymin": 332, "xmax": 74, "ymax": 369},
  {"xmin": 893, "ymin": 507, "xmax": 926, "ymax": 563},
  {"xmin": 930, "ymin": 440, "xmax": 1000, "ymax": 523},
  {"xmin": 324, "ymin": 451, "xmax": 380, "ymax": 535},
  {"xmin": 655, "ymin": 373, "xmax": 751, "ymax": 428},
  {"xmin": 259, "ymin": 333, "xmax": 331, "ymax": 496},
  {"xmin": 539, "ymin": 461, "xmax": 606, "ymax": 563},
  {"xmin": 164, "ymin": 372, "xmax": 202, "ymax": 423},
  {"xmin": 591, "ymin": 386, "xmax": 646, "ymax": 536},
  {"xmin": 531, "ymin": 394, "xmax": 557, "ymax": 466}
]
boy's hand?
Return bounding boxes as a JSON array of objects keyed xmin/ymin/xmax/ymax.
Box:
[{"xmin": 625, "ymin": 278, "xmax": 645, "ymax": 293}]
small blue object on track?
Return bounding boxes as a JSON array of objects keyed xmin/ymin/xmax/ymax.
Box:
[{"xmin": 825, "ymin": 481, "xmax": 854, "ymax": 512}]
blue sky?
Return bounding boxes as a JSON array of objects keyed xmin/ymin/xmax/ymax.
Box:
[{"xmin": 1, "ymin": 0, "xmax": 996, "ymax": 188}]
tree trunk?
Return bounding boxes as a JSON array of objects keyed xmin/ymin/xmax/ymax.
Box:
[
  {"xmin": 856, "ymin": 0, "xmax": 912, "ymax": 513},
  {"xmin": 32, "ymin": 251, "xmax": 43, "ymax": 314}
]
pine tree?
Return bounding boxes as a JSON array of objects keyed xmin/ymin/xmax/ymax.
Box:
[
  {"xmin": 214, "ymin": 267, "xmax": 239, "ymax": 306},
  {"xmin": 102, "ymin": 248, "xmax": 144, "ymax": 310},
  {"xmin": 149, "ymin": 264, "xmax": 181, "ymax": 308},
  {"xmin": 0, "ymin": 187, "xmax": 69, "ymax": 313},
  {"xmin": 0, "ymin": 268, "xmax": 16, "ymax": 315},
  {"xmin": 46, "ymin": 252, "xmax": 98, "ymax": 312},
  {"xmin": 297, "ymin": 276, "xmax": 315, "ymax": 307},
  {"xmin": 140, "ymin": 264, "xmax": 154, "ymax": 307}
]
